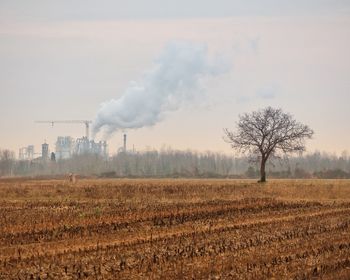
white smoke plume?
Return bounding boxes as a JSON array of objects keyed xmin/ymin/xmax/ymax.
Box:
[{"xmin": 92, "ymin": 41, "xmax": 229, "ymax": 137}]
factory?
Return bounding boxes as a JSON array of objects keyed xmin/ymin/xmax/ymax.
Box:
[
  {"xmin": 18, "ymin": 120, "xmax": 109, "ymax": 161},
  {"xmin": 56, "ymin": 136, "xmax": 108, "ymax": 160},
  {"xmin": 19, "ymin": 138, "xmax": 108, "ymax": 161},
  {"xmin": 19, "ymin": 145, "xmax": 35, "ymax": 160},
  {"xmin": 18, "ymin": 142, "xmax": 50, "ymax": 162},
  {"xmin": 55, "ymin": 136, "xmax": 74, "ymax": 159}
]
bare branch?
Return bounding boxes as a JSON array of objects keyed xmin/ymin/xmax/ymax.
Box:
[{"xmin": 223, "ymin": 107, "xmax": 314, "ymax": 182}]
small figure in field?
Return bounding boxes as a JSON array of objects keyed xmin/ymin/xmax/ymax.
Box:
[{"xmin": 68, "ymin": 173, "xmax": 77, "ymax": 184}]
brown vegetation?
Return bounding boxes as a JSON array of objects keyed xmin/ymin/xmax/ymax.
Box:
[{"xmin": 0, "ymin": 179, "xmax": 350, "ymax": 279}]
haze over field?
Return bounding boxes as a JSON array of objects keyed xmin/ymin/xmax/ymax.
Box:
[
  {"xmin": 1, "ymin": 1, "xmax": 350, "ymax": 154},
  {"xmin": 1, "ymin": 3, "xmax": 350, "ymax": 277}
]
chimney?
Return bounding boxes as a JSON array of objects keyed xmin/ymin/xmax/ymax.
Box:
[{"xmin": 123, "ymin": 134, "xmax": 127, "ymax": 152}]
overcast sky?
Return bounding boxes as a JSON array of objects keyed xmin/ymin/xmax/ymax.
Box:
[{"xmin": 1, "ymin": 1, "xmax": 350, "ymax": 156}]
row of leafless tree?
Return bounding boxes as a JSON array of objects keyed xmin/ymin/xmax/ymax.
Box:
[
  {"xmin": 0, "ymin": 149, "xmax": 15, "ymax": 177},
  {"xmin": 1, "ymin": 148, "xmax": 349, "ymax": 178}
]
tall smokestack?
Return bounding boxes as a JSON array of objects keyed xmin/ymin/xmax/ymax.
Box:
[{"xmin": 123, "ymin": 134, "xmax": 127, "ymax": 152}]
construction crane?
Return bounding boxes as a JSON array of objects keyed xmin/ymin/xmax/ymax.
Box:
[{"xmin": 35, "ymin": 120, "xmax": 92, "ymax": 139}]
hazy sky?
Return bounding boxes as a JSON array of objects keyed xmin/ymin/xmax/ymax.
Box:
[{"xmin": 1, "ymin": 1, "xmax": 350, "ymax": 156}]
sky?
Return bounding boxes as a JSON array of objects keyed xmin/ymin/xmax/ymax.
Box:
[{"xmin": 1, "ymin": 1, "xmax": 350, "ymax": 156}]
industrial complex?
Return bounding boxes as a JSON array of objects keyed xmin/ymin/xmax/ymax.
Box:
[
  {"xmin": 17, "ymin": 120, "xmax": 122, "ymax": 161},
  {"xmin": 19, "ymin": 137, "xmax": 108, "ymax": 162}
]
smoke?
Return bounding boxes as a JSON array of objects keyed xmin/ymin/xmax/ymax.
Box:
[{"xmin": 92, "ymin": 41, "xmax": 229, "ymax": 137}]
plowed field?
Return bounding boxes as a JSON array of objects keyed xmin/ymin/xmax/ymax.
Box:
[{"xmin": 0, "ymin": 179, "xmax": 349, "ymax": 279}]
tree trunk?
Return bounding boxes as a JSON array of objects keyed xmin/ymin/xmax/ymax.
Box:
[{"xmin": 259, "ymin": 158, "xmax": 266, "ymax": 183}]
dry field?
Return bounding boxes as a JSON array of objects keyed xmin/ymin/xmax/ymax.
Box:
[{"xmin": 0, "ymin": 178, "xmax": 350, "ymax": 279}]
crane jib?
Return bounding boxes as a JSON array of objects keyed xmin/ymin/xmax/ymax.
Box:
[{"xmin": 35, "ymin": 120, "xmax": 92, "ymax": 139}]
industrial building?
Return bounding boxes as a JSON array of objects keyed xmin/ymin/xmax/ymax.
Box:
[
  {"xmin": 19, "ymin": 143, "xmax": 50, "ymax": 162},
  {"xmin": 33, "ymin": 119, "xmax": 108, "ymax": 159},
  {"xmin": 74, "ymin": 137, "xmax": 108, "ymax": 158},
  {"xmin": 55, "ymin": 136, "xmax": 108, "ymax": 159},
  {"xmin": 42, "ymin": 143, "xmax": 49, "ymax": 161},
  {"xmin": 19, "ymin": 137, "xmax": 108, "ymax": 163},
  {"xmin": 55, "ymin": 136, "xmax": 74, "ymax": 160},
  {"xmin": 19, "ymin": 145, "xmax": 35, "ymax": 160}
]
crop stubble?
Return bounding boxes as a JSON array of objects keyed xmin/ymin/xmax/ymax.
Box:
[{"xmin": 0, "ymin": 179, "xmax": 349, "ymax": 279}]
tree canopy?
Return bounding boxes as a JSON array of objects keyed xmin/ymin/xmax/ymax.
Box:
[{"xmin": 224, "ymin": 107, "xmax": 314, "ymax": 182}]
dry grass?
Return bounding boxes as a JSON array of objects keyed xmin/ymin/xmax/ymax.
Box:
[{"xmin": 0, "ymin": 178, "xmax": 350, "ymax": 279}]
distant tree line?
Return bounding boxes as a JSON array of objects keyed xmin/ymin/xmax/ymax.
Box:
[
  {"xmin": 0, "ymin": 148, "xmax": 349, "ymax": 179},
  {"xmin": 0, "ymin": 149, "xmax": 16, "ymax": 177}
]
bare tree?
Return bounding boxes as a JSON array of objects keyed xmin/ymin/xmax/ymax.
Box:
[
  {"xmin": 224, "ymin": 107, "xmax": 314, "ymax": 182},
  {"xmin": 0, "ymin": 149, "xmax": 16, "ymax": 176}
]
